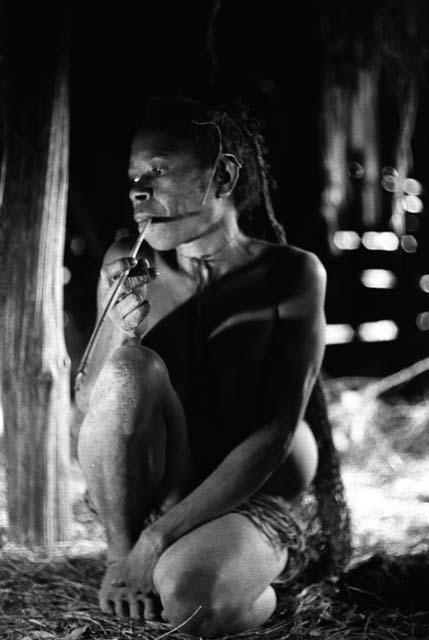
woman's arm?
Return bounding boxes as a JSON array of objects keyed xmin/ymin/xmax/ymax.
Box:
[{"xmin": 142, "ymin": 250, "xmax": 327, "ymax": 550}]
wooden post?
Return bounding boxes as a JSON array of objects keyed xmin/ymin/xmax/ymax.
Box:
[{"xmin": 0, "ymin": 19, "xmax": 72, "ymax": 546}]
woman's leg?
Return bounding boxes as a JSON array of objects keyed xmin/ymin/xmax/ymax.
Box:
[{"xmin": 77, "ymin": 344, "xmax": 191, "ymax": 613}]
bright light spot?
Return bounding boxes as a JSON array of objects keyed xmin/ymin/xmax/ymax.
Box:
[
  {"xmin": 403, "ymin": 178, "xmax": 422, "ymax": 196},
  {"xmin": 416, "ymin": 312, "xmax": 429, "ymax": 331},
  {"xmin": 333, "ymin": 231, "xmax": 361, "ymax": 250},
  {"xmin": 362, "ymin": 232, "xmax": 399, "ymax": 251},
  {"xmin": 357, "ymin": 320, "xmax": 399, "ymax": 342},
  {"xmin": 327, "ymin": 187, "xmax": 343, "ymax": 207},
  {"xmin": 70, "ymin": 236, "xmax": 86, "ymax": 255},
  {"xmin": 403, "ymin": 195, "xmax": 423, "ymax": 213},
  {"xmin": 63, "ymin": 266, "xmax": 72, "ymax": 285},
  {"xmin": 419, "ymin": 275, "xmax": 429, "ymax": 292},
  {"xmin": 381, "ymin": 175, "xmax": 398, "ymax": 192},
  {"xmin": 361, "ymin": 269, "xmax": 397, "ymax": 289},
  {"xmin": 63, "ymin": 311, "xmax": 71, "ymax": 328},
  {"xmin": 325, "ymin": 324, "xmax": 355, "ymax": 345},
  {"xmin": 401, "ymin": 235, "xmax": 418, "ymax": 253}
]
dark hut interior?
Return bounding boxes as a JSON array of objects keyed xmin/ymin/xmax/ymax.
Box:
[
  {"xmin": 1, "ymin": 2, "xmax": 429, "ymax": 639},
  {"xmin": 64, "ymin": 1, "xmax": 429, "ymax": 382}
]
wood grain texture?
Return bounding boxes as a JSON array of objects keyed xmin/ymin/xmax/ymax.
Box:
[{"xmin": 0, "ymin": 42, "xmax": 72, "ymax": 546}]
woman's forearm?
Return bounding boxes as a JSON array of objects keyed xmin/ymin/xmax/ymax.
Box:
[{"xmin": 148, "ymin": 423, "xmax": 290, "ymax": 549}]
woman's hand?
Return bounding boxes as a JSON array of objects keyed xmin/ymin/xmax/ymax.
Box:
[
  {"xmin": 123, "ymin": 530, "xmax": 164, "ymax": 598},
  {"xmin": 99, "ymin": 257, "xmax": 158, "ymax": 337},
  {"xmin": 99, "ymin": 558, "xmax": 144, "ymax": 619},
  {"xmin": 99, "ymin": 555, "xmax": 163, "ymax": 620}
]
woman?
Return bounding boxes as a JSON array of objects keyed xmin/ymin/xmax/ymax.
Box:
[{"xmin": 76, "ymin": 96, "xmax": 331, "ymax": 636}]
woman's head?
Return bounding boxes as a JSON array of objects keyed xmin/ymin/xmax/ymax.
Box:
[
  {"xmin": 130, "ymin": 95, "xmax": 287, "ymax": 247},
  {"xmin": 133, "ymin": 95, "xmax": 268, "ymax": 215}
]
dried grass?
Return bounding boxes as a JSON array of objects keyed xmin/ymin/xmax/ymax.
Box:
[
  {"xmin": 326, "ymin": 376, "xmax": 429, "ymax": 467},
  {"xmin": 1, "ymin": 545, "xmax": 428, "ymax": 639}
]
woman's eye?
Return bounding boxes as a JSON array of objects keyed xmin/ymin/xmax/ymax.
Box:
[
  {"xmin": 152, "ymin": 167, "xmax": 165, "ymax": 176},
  {"xmin": 130, "ymin": 167, "xmax": 166, "ymax": 184}
]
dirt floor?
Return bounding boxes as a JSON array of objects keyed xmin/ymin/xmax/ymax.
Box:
[{"xmin": 1, "ymin": 379, "xmax": 428, "ymax": 639}]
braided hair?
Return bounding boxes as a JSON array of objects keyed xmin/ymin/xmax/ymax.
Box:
[{"xmin": 137, "ymin": 95, "xmax": 287, "ymax": 245}]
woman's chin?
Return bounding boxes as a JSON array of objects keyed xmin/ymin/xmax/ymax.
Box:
[{"xmin": 145, "ymin": 234, "xmax": 183, "ymax": 252}]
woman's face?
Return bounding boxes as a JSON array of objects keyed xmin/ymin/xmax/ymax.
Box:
[{"xmin": 128, "ymin": 128, "xmax": 225, "ymax": 251}]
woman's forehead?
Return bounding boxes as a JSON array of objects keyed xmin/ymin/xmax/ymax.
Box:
[{"xmin": 131, "ymin": 128, "xmax": 196, "ymax": 159}]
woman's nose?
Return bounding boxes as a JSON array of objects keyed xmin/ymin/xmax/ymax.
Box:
[{"xmin": 129, "ymin": 186, "xmax": 153, "ymax": 203}]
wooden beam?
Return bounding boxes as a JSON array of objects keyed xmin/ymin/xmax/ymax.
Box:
[{"xmin": 0, "ymin": 18, "xmax": 72, "ymax": 546}]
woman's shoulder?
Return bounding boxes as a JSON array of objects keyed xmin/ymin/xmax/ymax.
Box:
[
  {"xmin": 241, "ymin": 239, "xmax": 326, "ymax": 319},
  {"xmin": 248, "ymin": 239, "xmax": 326, "ymax": 288}
]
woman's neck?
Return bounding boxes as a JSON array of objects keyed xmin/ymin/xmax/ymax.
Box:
[{"xmin": 175, "ymin": 217, "xmax": 250, "ymax": 279}]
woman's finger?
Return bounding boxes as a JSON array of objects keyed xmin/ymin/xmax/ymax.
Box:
[
  {"xmin": 129, "ymin": 593, "xmax": 142, "ymax": 620},
  {"xmin": 103, "ymin": 257, "xmax": 138, "ymax": 280},
  {"xmin": 115, "ymin": 290, "xmax": 147, "ymax": 317},
  {"xmin": 143, "ymin": 594, "xmax": 162, "ymax": 621},
  {"xmin": 128, "ymin": 258, "xmax": 158, "ymax": 284},
  {"xmin": 121, "ymin": 300, "xmax": 151, "ymax": 334},
  {"xmin": 114, "ymin": 595, "xmax": 127, "ymax": 618},
  {"xmin": 99, "ymin": 592, "xmax": 114, "ymax": 615},
  {"xmin": 127, "ymin": 268, "xmax": 158, "ymax": 289}
]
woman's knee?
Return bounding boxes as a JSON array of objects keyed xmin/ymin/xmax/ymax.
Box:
[
  {"xmin": 108, "ymin": 345, "xmax": 169, "ymax": 386},
  {"xmin": 86, "ymin": 345, "xmax": 169, "ymax": 411},
  {"xmin": 155, "ymin": 563, "xmax": 260, "ymax": 636},
  {"xmin": 74, "ymin": 346, "xmax": 166, "ymax": 414},
  {"xmin": 79, "ymin": 346, "xmax": 169, "ymax": 445}
]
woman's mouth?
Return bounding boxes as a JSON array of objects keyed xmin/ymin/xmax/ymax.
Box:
[
  {"xmin": 136, "ymin": 211, "xmax": 203, "ymax": 231},
  {"xmin": 136, "ymin": 218, "xmax": 168, "ymax": 233},
  {"xmin": 137, "ymin": 215, "xmax": 183, "ymax": 228}
]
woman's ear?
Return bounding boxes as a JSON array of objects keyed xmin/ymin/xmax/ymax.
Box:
[{"xmin": 215, "ymin": 154, "xmax": 241, "ymax": 198}]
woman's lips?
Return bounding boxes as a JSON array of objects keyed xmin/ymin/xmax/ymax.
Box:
[
  {"xmin": 136, "ymin": 210, "xmax": 203, "ymax": 231},
  {"xmin": 137, "ymin": 214, "xmax": 185, "ymax": 228}
]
